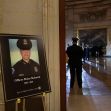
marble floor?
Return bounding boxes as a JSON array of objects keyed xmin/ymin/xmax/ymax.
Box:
[{"xmin": 66, "ymin": 57, "xmax": 111, "ymax": 111}]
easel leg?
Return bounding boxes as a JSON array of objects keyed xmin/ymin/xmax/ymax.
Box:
[
  {"xmin": 42, "ymin": 93, "xmax": 47, "ymax": 111},
  {"xmin": 15, "ymin": 98, "xmax": 25, "ymax": 111},
  {"xmin": 23, "ymin": 98, "xmax": 26, "ymax": 111}
]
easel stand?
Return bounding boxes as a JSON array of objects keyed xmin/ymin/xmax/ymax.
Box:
[
  {"xmin": 12, "ymin": 94, "xmax": 46, "ymax": 111},
  {"xmin": 15, "ymin": 98, "xmax": 25, "ymax": 111}
]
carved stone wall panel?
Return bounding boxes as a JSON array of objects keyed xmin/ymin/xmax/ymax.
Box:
[{"xmin": 73, "ymin": 7, "xmax": 109, "ymax": 24}]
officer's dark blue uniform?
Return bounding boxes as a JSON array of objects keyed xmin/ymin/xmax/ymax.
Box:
[
  {"xmin": 66, "ymin": 37, "xmax": 83, "ymax": 89},
  {"xmin": 12, "ymin": 59, "xmax": 40, "ymax": 77}
]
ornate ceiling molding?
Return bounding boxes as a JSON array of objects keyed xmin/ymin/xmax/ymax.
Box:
[
  {"xmin": 79, "ymin": 9, "xmax": 107, "ymax": 23},
  {"xmin": 65, "ymin": 0, "xmax": 111, "ymax": 9}
]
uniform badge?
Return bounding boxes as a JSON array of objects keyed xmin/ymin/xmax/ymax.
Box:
[
  {"xmin": 23, "ymin": 39, "xmax": 28, "ymax": 45},
  {"xmin": 34, "ymin": 66, "xmax": 38, "ymax": 72}
]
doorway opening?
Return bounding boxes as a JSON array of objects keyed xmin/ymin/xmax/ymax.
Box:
[{"xmin": 66, "ymin": 28, "xmax": 111, "ymax": 96}]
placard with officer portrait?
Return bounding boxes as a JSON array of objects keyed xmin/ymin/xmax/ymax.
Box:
[{"xmin": 0, "ymin": 34, "xmax": 51, "ymax": 101}]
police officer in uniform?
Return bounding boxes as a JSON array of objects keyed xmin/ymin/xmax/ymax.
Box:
[
  {"xmin": 12, "ymin": 39, "xmax": 40, "ymax": 77},
  {"xmin": 66, "ymin": 37, "xmax": 83, "ymax": 90}
]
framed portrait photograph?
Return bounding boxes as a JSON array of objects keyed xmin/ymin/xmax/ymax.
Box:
[{"xmin": 0, "ymin": 34, "xmax": 51, "ymax": 101}]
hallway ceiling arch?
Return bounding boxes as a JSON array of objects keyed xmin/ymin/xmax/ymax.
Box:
[{"xmin": 65, "ymin": 0, "xmax": 111, "ymax": 9}]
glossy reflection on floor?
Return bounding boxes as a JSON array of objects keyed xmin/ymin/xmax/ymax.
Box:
[{"xmin": 66, "ymin": 57, "xmax": 111, "ymax": 111}]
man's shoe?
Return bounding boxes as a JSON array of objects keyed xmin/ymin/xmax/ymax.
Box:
[
  {"xmin": 78, "ymin": 88, "xmax": 83, "ymax": 95},
  {"xmin": 69, "ymin": 88, "xmax": 74, "ymax": 95}
]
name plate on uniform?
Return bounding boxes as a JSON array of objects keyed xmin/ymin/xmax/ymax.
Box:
[{"xmin": 0, "ymin": 34, "xmax": 51, "ymax": 101}]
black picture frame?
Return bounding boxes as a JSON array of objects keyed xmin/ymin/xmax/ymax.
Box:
[{"xmin": 0, "ymin": 34, "xmax": 51, "ymax": 101}]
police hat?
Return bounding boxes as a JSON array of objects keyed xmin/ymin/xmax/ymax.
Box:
[
  {"xmin": 72, "ymin": 37, "xmax": 79, "ymax": 42},
  {"xmin": 17, "ymin": 39, "xmax": 32, "ymax": 50}
]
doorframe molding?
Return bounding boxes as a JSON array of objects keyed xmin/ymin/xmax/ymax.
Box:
[{"xmin": 59, "ymin": 0, "xmax": 66, "ymax": 111}]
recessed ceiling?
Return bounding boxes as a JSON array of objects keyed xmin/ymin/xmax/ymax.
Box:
[{"xmin": 65, "ymin": 0, "xmax": 111, "ymax": 8}]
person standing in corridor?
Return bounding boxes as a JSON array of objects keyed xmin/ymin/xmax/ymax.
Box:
[{"xmin": 66, "ymin": 37, "xmax": 83, "ymax": 90}]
